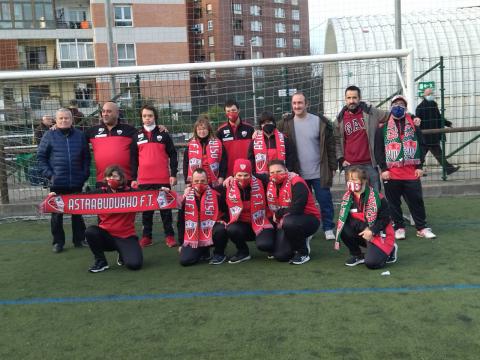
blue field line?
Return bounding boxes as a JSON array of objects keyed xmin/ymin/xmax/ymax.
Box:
[{"xmin": 1, "ymin": 283, "xmax": 480, "ymax": 306}]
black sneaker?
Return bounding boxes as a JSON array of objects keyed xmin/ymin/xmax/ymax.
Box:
[
  {"xmin": 199, "ymin": 248, "xmax": 212, "ymax": 262},
  {"xmin": 290, "ymin": 251, "xmax": 310, "ymax": 265},
  {"xmin": 386, "ymin": 243, "xmax": 398, "ymax": 264},
  {"xmin": 345, "ymin": 255, "xmax": 365, "ymax": 267},
  {"xmin": 52, "ymin": 244, "xmax": 63, "ymax": 253},
  {"xmin": 228, "ymin": 252, "xmax": 251, "ymax": 264},
  {"xmin": 89, "ymin": 259, "xmax": 109, "ymax": 273},
  {"xmin": 209, "ymin": 254, "xmax": 227, "ymax": 265},
  {"xmin": 116, "ymin": 253, "xmax": 124, "ymax": 266}
]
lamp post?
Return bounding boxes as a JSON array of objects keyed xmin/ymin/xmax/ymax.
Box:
[{"xmin": 250, "ymin": 39, "xmax": 257, "ymax": 126}]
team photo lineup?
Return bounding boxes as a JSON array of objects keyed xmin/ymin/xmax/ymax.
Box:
[{"xmin": 37, "ymin": 85, "xmax": 448, "ymax": 273}]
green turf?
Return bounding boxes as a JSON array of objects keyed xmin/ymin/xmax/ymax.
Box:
[{"xmin": 1, "ymin": 197, "xmax": 480, "ymax": 359}]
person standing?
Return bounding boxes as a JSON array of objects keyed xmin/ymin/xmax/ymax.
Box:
[
  {"xmin": 415, "ymin": 87, "xmax": 460, "ymax": 175},
  {"xmin": 216, "ymin": 99, "xmax": 255, "ymax": 176},
  {"xmin": 34, "ymin": 115, "xmax": 54, "ymax": 145},
  {"xmin": 132, "ymin": 105, "xmax": 178, "ymax": 248},
  {"xmin": 374, "ymin": 95, "xmax": 436, "ymax": 240},
  {"xmin": 37, "ymin": 108, "xmax": 90, "ymax": 253},
  {"xmin": 85, "ymin": 101, "xmax": 138, "ymax": 187},
  {"xmin": 277, "ymin": 91, "xmax": 337, "ymax": 240},
  {"xmin": 334, "ymin": 85, "xmax": 389, "ymax": 191}
]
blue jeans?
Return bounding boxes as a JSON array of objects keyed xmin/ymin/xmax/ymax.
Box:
[{"xmin": 305, "ymin": 178, "xmax": 334, "ymax": 231}]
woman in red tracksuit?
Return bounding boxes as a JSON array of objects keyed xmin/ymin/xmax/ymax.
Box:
[
  {"xmin": 266, "ymin": 159, "xmax": 320, "ymax": 265},
  {"xmin": 85, "ymin": 165, "xmax": 143, "ymax": 273},
  {"xmin": 335, "ymin": 167, "xmax": 397, "ymax": 268}
]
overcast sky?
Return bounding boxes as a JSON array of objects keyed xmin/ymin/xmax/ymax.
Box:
[{"xmin": 308, "ymin": 0, "xmax": 480, "ymax": 53}]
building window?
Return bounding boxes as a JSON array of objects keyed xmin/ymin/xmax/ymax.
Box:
[
  {"xmin": 208, "ymin": 36, "xmax": 214, "ymax": 46},
  {"xmin": 274, "ymin": 8, "xmax": 285, "ymax": 18},
  {"xmin": 274, "ymin": 0, "xmax": 285, "ymax": 3},
  {"xmin": 275, "ymin": 38, "xmax": 286, "ymax": 48},
  {"xmin": 21, "ymin": 46, "xmax": 47, "ymax": 69},
  {"xmin": 207, "ymin": 20, "xmax": 213, "ymax": 31},
  {"xmin": 291, "ymin": 0, "xmax": 298, "ymax": 5},
  {"xmin": 233, "ymin": 19, "xmax": 243, "ymax": 30},
  {"xmin": 117, "ymin": 43, "xmax": 136, "ymax": 66},
  {"xmin": 250, "ymin": 21, "xmax": 262, "ymax": 32},
  {"xmin": 233, "ymin": 35, "xmax": 244, "ymax": 46},
  {"xmin": 292, "ymin": 9, "xmax": 300, "ymax": 21},
  {"xmin": 59, "ymin": 39, "xmax": 94, "ymax": 68},
  {"xmin": 292, "ymin": 24, "xmax": 300, "ymax": 32},
  {"xmin": 232, "ymin": 4, "xmax": 241, "ymax": 15},
  {"xmin": 275, "ymin": 23, "xmax": 286, "ymax": 33},
  {"xmin": 114, "ymin": 6, "xmax": 132, "ymax": 27},
  {"xmin": 192, "ymin": 23, "xmax": 204, "ymax": 33},
  {"xmin": 251, "ymin": 36, "xmax": 262, "ymax": 47},
  {"xmin": 209, "ymin": 52, "xmax": 215, "ymax": 61},
  {"xmin": 235, "ymin": 51, "xmax": 245, "ymax": 60},
  {"xmin": 293, "ymin": 38, "xmax": 301, "ymax": 48},
  {"xmin": 206, "ymin": 3, "xmax": 213, "ymax": 15},
  {"xmin": 2, "ymin": 0, "xmax": 55, "ymax": 29},
  {"xmin": 250, "ymin": 5, "xmax": 261, "ymax": 16},
  {"xmin": 252, "ymin": 51, "xmax": 263, "ymax": 59},
  {"xmin": 277, "ymin": 52, "xmax": 286, "ymax": 57},
  {"xmin": 0, "ymin": 2, "xmax": 12, "ymax": 28}
]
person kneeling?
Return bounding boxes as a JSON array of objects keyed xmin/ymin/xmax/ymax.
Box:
[
  {"xmin": 336, "ymin": 167, "xmax": 397, "ymax": 269},
  {"xmin": 85, "ymin": 165, "xmax": 143, "ymax": 273},
  {"xmin": 266, "ymin": 160, "xmax": 320, "ymax": 265},
  {"xmin": 178, "ymin": 168, "xmax": 229, "ymax": 266}
]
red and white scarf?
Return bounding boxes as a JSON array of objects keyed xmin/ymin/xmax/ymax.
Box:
[
  {"xmin": 187, "ymin": 138, "xmax": 222, "ymax": 183},
  {"xmin": 266, "ymin": 173, "xmax": 295, "ymax": 212},
  {"xmin": 252, "ymin": 130, "xmax": 286, "ymax": 174},
  {"xmin": 226, "ymin": 176, "xmax": 272, "ymax": 235},
  {"xmin": 183, "ymin": 186, "xmax": 219, "ymax": 248}
]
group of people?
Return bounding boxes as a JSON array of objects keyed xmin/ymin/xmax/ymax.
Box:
[{"xmin": 36, "ymin": 85, "xmax": 454, "ymax": 273}]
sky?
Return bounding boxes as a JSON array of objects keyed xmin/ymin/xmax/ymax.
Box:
[{"xmin": 308, "ymin": 0, "xmax": 480, "ymax": 53}]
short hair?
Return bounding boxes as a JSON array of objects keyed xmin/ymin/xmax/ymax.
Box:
[
  {"xmin": 104, "ymin": 165, "xmax": 127, "ymax": 185},
  {"xmin": 267, "ymin": 159, "xmax": 287, "ymax": 170},
  {"xmin": 192, "ymin": 167, "xmax": 208, "ymax": 178},
  {"xmin": 56, "ymin": 108, "xmax": 72, "ymax": 119},
  {"xmin": 345, "ymin": 85, "xmax": 361, "ymax": 98},
  {"xmin": 259, "ymin": 111, "xmax": 276, "ymax": 126},
  {"xmin": 224, "ymin": 99, "xmax": 240, "ymax": 110},
  {"xmin": 193, "ymin": 114, "xmax": 214, "ymax": 140},
  {"xmin": 140, "ymin": 104, "xmax": 158, "ymax": 122},
  {"xmin": 291, "ymin": 91, "xmax": 308, "ymax": 103},
  {"xmin": 346, "ymin": 166, "xmax": 368, "ymax": 184}
]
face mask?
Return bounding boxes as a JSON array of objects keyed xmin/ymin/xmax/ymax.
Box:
[
  {"xmin": 237, "ymin": 178, "xmax": 250, "ymax": 189},
  {"xmin": 193, "ymin": 183, "xmax": 207, "ymax": 195},
  {"xmin": 263, "ymin": 123, "xmax": 275, "ymax": 135},
  {"xmin": 226, "ymin": 112, "xmax": 239, "ymax": 123},
  {"xmin": 107, "ymin": 178, "xmax": 121, "ymax": 190},
  {"xmin": 271, "ymin": 173, "xmax": 288, "ymax": 184},
  {"xmin": 391, "ymin": 105, "xmax": 406, "ymax": 119},
  {"xmin": 143, "ymin": 124, "xmax": 156, "ymax": 132},
  {"xmin": 347, "ymin": 181, "xmax": 362, "ymax": 193},
  {"xmin": 425, "ymin": 95, "xmax": 434, "ymax": 102}
]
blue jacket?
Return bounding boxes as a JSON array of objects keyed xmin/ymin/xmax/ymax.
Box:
[{"xmin": 37, "ymin": 128, "xmax": 91, "ymax": 190}]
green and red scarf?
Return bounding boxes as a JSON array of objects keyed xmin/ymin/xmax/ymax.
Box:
[
  {"xmin": 384, "ymin": 114, "xmax": 421, "ymax": 168},
  {"xmin": 334, "ymin": 186, "xmax": 381, "ymax": 250},
  {"xmin": 252, "ymin": 129, "xmax": 286, "ymax": 174},
  {"xmin": 187, "ymin": 138, "xmax": 222, "ymax": 183},
  {"xmin": 183, "ymin": 186, "xmax": 219, "ymax": 248}
]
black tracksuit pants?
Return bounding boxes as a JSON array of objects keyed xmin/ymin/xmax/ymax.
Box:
[
  {"xmin": 425, "ymin": 144, "xmax": 456, "ymax": 171},
  {"xmin": 50, "ymin": 187, "xmax": 85, "ymax": 247},
  {"xmin": 179, "ymin": 223, "xmax": 229, "ymax": 266},
  {"xmin": 139, "ymin": 184, "xmax": 174, "ymax": 238},
  {"xmin": 340, "ymin": 217, "xmax": 388, "ymax": 269},
  {"xmin": 85, "ymin": 225, "xmax": 143, "ymax": 270},
  {"xmin": 226, "ymin": 221, "xmax": 275, "ymax": 255},
  {"xmin": 383, "ymin": 179, "xmax": 427, "ymax": 230}
]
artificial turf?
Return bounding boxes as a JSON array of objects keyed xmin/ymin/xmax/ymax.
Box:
[{"xmin": 1, "ymin": 197, "xmax": 480, "ymax": 359}]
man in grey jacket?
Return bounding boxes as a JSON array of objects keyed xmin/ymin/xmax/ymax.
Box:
[{"xmin": 277, "ymin": 92, "xmax": 337, "ymax": 240}]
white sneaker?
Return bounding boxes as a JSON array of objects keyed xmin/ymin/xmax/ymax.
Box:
[
  {"xmin": 324, "ymin": 230, "xmax": 335, "ymax": 241},
  {"xmin": 395, "ymin": 228, "xmax": 406, "ymax": 240},
  {"xmin": 417, "ymin": 228, "xmax": 436, "ymax": 239}
]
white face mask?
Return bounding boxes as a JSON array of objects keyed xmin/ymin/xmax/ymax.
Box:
[
  {"xmin": 143, "ymin": 124, "xmax": 156, "ymax": 132},
  {"xmin": 425, "ymin": 95, "xmax": 434, "ymax": 102}
]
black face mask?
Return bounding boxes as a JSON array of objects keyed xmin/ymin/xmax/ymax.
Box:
[{"xmin": 263, "ymin": 123, "xmax": 275, "ymax": 135}]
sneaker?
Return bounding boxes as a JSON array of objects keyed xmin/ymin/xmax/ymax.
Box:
[
  {"xmin": 446, "ymin": 165, "xmax": 460, "ymax": 175},
  {"xmin": 395, "ymin": 228, "xmax": 406, "ymax": 240},
  {"xmin": 139, "ymin": 236, "xmax": 153, "ymax": 248},
  {"xmin": 165, "ymin": 235, "xmax": 177, "ymax": 248},
  {"xmin": 386, "ymin": 243, "xmax": 398, "ymax": 264},
  {"xmin": 345, "ymin": 254, "xmax": 365, "ymax": 267},
  {"xmin": 306, "ymin": 235, "xmax": 312, "ymax": 255},
  {"xmin": 267, "ymin": 253, "xmax": 275, "ymax": 260},
  {"xmin": 199, "ymin": 248, "xmax": 212, "ymax": 262},
  {"xmin": 324, "ymin": 229, "xmax": 335, "ymax": 241},
  {"xmin": 417, "ymin": 227, "xmax": 436, "ymax": 239},
  {"xmin": 88, "ymin": 259, "xmax": 109, "ymax": 273},
  {"xmin": 209, "ymin": 254, "xmax": 227, "ymax": 265},
  {"xmin": 228, "ymin": 252, "xmax": 251, "ymax": 264},
  {"xmin": 74, "ymin": 240, "xmax": 89, "ymax": 248},
  {"xmin": 116, "ymin": 253, "xmax": 124, "ymax": 266},
  {"xmin": 290, "ymin": 252, "xmax": 310, "ymax": 265},
  {"xmin": 52, "ymin": 244, "xmax": 63, "ymax": 253}
]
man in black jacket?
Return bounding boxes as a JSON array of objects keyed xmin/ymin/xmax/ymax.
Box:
[{"xmin": 416, "ymin": 88, "xmax": 459, "ymax": 175}]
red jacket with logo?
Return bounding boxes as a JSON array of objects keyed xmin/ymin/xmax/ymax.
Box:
[{"xmin": 216, "ymin": 121, "xmax": 254, "ymax": 176}]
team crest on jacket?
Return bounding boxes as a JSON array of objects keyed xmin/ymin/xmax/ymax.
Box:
[
  {"xmin": 157, "ymin": 135, "xmax": 162, "ymax": 141},
  {"xmin": 241, "ymin": 131, "xmax": 247, "ymax": 137},
  {"xmin": 117, "ymin": 130, "xmax": 123, "ymax": 135},
  {"xmin": 98, "ymin": 128, "xmax": 104, "ymax": 133},
  {"xmin": 138, "ymin": 133, "xmax": 144, "ymax": 139}
]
